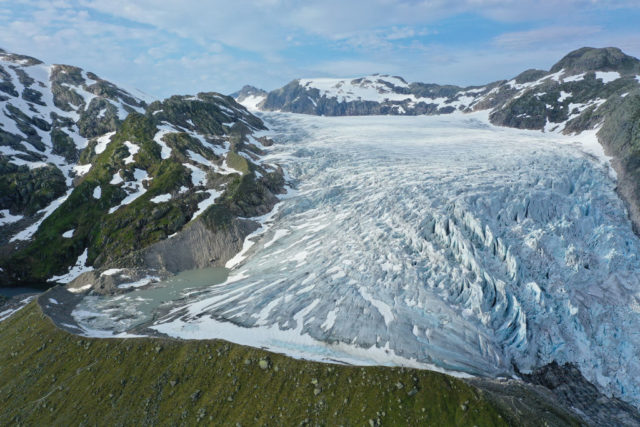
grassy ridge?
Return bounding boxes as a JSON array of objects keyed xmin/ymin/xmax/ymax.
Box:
[{"xmin": 0, "ymin": 302, "xmax": 516, "ymax": 426}]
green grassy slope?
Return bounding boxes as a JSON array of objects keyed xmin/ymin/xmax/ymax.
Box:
[{"xmin": 0, "ymin": 302, "xmax": 526, "ymax": 426}]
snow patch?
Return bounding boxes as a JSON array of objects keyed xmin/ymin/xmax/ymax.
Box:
[
  {"xmin": 563, "ymin": 73, "xmax": 585, "ymax": 83},
  {"xmin": 73, "ymin": 164, "xmax": 92, "ymax": 176},
  {"xmin": 185, "ymin": 163, "xmax": 207, "ymax": 186},
  {"xmin": 123, "ymin": 141, "xmax": 139, "ymax": 164},
  {"xmin": 153, "ymin": 126, "xmax": 174, "ymax": 159},
  {"xmin": 49, "ymin": 248, "xmax": 93, "ymax": 283},
  {"xmin": 558, "ymin": 91, "xmax": 572, "ymax": 102},
  {"xmin": 0, "ymin": 209, "xmax": 23, "ymax": 226},
  {"xmin": 108, "ymin": 169, "xmax": 150, "ymax": 213},
  {"xmin": 237, "ymin": 94, "xmax": 266, "ymax": 111},
  {"xmin": 11, "ymin": 190, "xmax": 71, "ymax": 242},
  {"xmin": 150, "ymin": 193, "xmax": 172, "ymax": 204},
  {"xmin": 94, "ymin": 132, "xmax": 115, "ymax": 155},
  {"xmin": 192, "ymin": 189, "xmax": 223, "ymax": 220},
  {"xmin": 595, "ymin": 71, "xmax": 621, "ymax": 84}
]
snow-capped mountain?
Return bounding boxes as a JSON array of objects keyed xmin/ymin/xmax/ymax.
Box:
[
  {"xmin": 230, "ymin": 85, "xmax": 267, "ymax": 111},
  {"xmin": 237, "ymin": 48, "xmax": 639, "ymax": 132},
  {"xmin": 239, "ymin": 74, "xmax": 487, "ymax": 116},
  {"xmin": 237, "ymin": 47, "xmax": 640, "ymax": 230},
  {"xmin": 0, "ymin": 49, "xmax": 149, "ymax": 226},
  {"xmin": 0, "ymin": 49, "xmax": 284, "ymax": 289}
]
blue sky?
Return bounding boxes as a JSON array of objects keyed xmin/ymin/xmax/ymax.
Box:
[{"xmin": 1, "ymin": 0, "xmax": 639, "ymax": 98}]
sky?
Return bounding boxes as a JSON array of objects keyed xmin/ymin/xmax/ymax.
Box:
[{"xmin": 1, "ymin": 0, "xmax": 640, "ymax": 99}]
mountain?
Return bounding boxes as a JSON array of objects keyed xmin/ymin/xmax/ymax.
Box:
[
  {"xmin": 230, "ymin": 85, "xmax": 267, "ymax": 111},
  {"xmin": 0, "ymin": 48, "xmax": 148, "ymax": 225},
  {"xmin": 239, "ymin": 48, "xmax": 638, "ymax": 129},
  {"xmin": 237, "ymin": 46, "xmax": 640, "ymax": 230},
  {"xmin": 0, "ymin": 50, "xmax": 284, "ymax": 289},
  {"xmin": 238, "ymin": 74, "xmax": 492, "ymax": 115}
]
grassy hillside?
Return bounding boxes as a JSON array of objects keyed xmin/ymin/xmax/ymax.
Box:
[{"xmin": 0, "ymin": 301, "xmax": 581, "ymax": 426}]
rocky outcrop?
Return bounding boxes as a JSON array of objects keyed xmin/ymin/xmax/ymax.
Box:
[
  {"xmin": 550, "ymin": 47, "xmax": 640, "ymax": 74},
  {"xmin": 523, "ymin": 362, "xmax": 640, "ymax": 425},
  {"xmin": 139, "ymin": 217, "xmax": 257, "ymax": 273},
  {"xmin": 595, "ymin": 90, "xmax": 640, "ymax": 231},
  {"xmin": 469, "ymin": 362, "xmax": 640, "ymax": 426}
]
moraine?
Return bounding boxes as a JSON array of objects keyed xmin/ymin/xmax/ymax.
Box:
[{"xmin": 74, "ymin": 111, "xmax": 640, "ymax": 408}]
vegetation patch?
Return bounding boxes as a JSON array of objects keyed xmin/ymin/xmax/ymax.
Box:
[{"xmin": 0, "ymin": 159, "xmax": 66, "ymax": 216}]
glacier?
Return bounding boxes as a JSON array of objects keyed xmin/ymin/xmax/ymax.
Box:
[{"xmin": 74, "ymin": 112, "xmax": 640, "ymax": 407}]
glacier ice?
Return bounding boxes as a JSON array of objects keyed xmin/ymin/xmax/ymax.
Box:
[{"xmin": 76, "ymin": 112, "xmax": 640, "ymax": 408}]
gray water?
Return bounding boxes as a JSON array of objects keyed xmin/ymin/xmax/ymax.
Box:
[
  {"xmin": 0, "ymin": 287, "xmax": 42, "ymax": 298},
  {"xmin": 72, "ymin": 267, "xmax": 229, "ymax": 332}
]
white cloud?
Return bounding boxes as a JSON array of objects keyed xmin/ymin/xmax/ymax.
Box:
[
  {"xmin": 0, "ymin": 0, "xmax": 638, "ymax": 97},
  {"xmin": 305, "ymin": 59, "xmax": 402, "ymax": 78},
  {"xmin": 494, "ymin": 26, "xmax": 603, "ymax": 50}
]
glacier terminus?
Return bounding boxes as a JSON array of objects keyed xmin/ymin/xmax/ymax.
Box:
[{"xmin": 72, "ymin": 111, "xmax": 640, "ymax": 409}]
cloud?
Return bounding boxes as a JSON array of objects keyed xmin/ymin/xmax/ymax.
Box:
[
  {"xmin": 0, "ymin": 0, "xmax": 638, "ymax": 97},
  {"xmin": 494, "ymin": 26, "xmax": 603, "ymax": 50},
  {"xmin": 306, "ymin": 59, "xmax": 402, "ymax": 77},
  {"xmin": 80, "ymin": 1, "xmax": 640, "ymax": 51}
]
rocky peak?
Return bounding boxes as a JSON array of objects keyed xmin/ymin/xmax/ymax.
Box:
[
  {"xmin": 230, "ymin": 85, "xmax": 267, "ymax": 100},
  {"xmin": 0, "ymin": 48, "xmax": 43, "ymax": 66},
  {"xmin": 513, "ymin": 68, "xmax": 547, "ymax": 84},
  {"xmin": 550, "ymin": 46, "xmax": 640, "ymax": 75},
  {"xmin": 231, "ymin": 85, "xmax": 268, "ymax": 111}
]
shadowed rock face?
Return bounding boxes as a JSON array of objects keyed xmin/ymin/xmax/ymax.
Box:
[
  {"xmin": 139, "ymin": 215, "xmax": 259, "ymax": 273},
  {"xmin": 522, "ymin": 362, "xmax": 640, "ymax": 426}
]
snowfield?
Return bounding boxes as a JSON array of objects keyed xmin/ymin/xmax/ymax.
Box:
[{"xmin": 74, "ymin": 112, "xmax": 640, "ymax": 408}]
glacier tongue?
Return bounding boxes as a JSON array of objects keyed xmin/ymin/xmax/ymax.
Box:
[{"xmin": 85, "ymin": 112, "xmax": 640, "ymax": 407}]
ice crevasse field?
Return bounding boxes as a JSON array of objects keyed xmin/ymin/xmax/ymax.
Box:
[{"xmin": 75, "ymin": 111, "xmax": 640, "ymax": 408}]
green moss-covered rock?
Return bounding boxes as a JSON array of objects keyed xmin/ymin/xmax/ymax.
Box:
[{"xmin": 0, "ymin": 159, "xmax": 66, "ymax": 216}]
